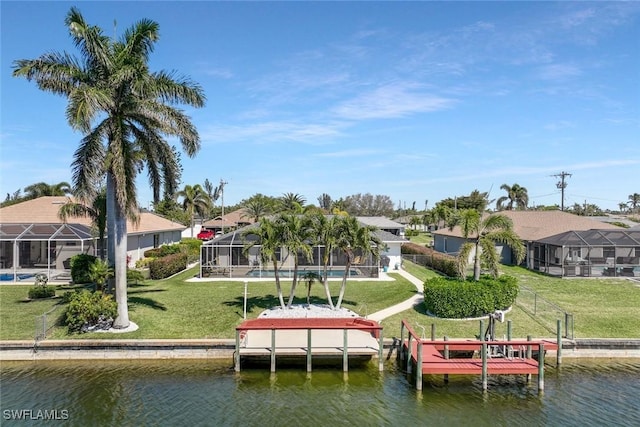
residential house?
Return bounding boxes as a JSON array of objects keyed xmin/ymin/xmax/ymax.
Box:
[
  {"xmin": 432, "ymin": 210, "xmax": 624, "ymax": 277},
  {"xmin": 0, "ymin": 196, "xmax": 186, "ymax": 278}
]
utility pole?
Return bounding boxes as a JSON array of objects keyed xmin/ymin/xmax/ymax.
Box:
[
  {"xmin": 219, "ymin": 179, "xmax": 228, "ymax": 234},
  {"xmin": 552, "ymin": 171, "xmax": 572, "ymax": 211}
]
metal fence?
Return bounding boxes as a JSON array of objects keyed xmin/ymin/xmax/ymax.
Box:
[
  {"xmin": 516, "ymin": 286, "xmax": 574, "ymax": 339},
  {"xmin": 35, "ymin": 305, "xmax": 60, "ymax": 343}
]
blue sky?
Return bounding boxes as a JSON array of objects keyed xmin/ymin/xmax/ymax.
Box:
[{"xmin": 1, "ymin": 1, "xmax": 639, "ymax": 211}]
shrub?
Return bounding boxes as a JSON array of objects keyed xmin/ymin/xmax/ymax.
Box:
[
  {"xmin": 423, "ymin": 275, "xmax": 518, "ymax": 318},
  {"xmin": 127, "ymin": 268, "xmax": 146, "ymax": 284},
  {"xmin": 149, "ymin": 252, "xmax": 189, "ymax": 280},
  {"xmin": 144, "ymin": 244, "xmax": 181, "ymax": 258},
  {"xmin": 401, "ymin": 243, "xmax": 459, "ymax": 277},
  {"xmin": 70, "ymin": 254, "xmax": 97, "ymax": 284},
  {"xmin": 65, "ymin": 290, "xmax": 117, "ymax": 333},
  {"xmin": 28, "ymin": 285, "xmax": 55, "ymax": 299}
]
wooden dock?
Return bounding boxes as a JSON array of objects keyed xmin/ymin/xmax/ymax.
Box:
[
  {"xmin": 235, "ymin": 317, "xmax": 383, "ymax": 372},
  {"xmin": 400, "ymin": 319, "xmax": 557, "ymax": 391}
]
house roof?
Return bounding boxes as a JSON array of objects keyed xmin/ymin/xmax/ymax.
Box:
[
  {"xmin": 431, "ymin": 210, "xmax": 621, "ymax": 241},
  {"xmin": 0, "ymin": 196, "xmax": 186, "ymax": 235},
  {"xmin": 356, "ymin": 216, "xmax": 405, "ymax": 229},
  {"xmin": 202, "ymin": 208, "xmax": 255, "ymax": 228}
]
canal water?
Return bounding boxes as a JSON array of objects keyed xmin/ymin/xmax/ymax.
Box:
[{"xmin": 1, "ymin": 359, "xmax": 639, "ymax": 426}]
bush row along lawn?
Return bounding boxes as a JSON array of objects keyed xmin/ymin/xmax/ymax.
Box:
[{"xmin": 0, "ymin": 268, "xmax": 417, "ymax": 340}]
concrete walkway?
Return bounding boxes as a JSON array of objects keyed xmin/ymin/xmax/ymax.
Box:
[{"xmin": 368, "ymin": 269, "xmax": 424, "ymax": 322}]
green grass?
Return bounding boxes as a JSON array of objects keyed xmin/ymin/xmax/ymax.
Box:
[
  {"xmin": 408, "ymin": 231, "xmax": 433, "ymax": 246},
  {"xmin": 381, "ymin": 264, "xmax": 640, "ymax": 340},
  {"xmin": 0, "ymin": 268, "xmax": 416, "ymax": 340},
  {"xmin": 2, "ymin": 264, "xmax": 638, "ymax": 341}
]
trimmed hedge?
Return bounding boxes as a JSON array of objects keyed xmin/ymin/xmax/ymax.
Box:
[
  {"xmin": 70, "ymin": 254, "xmax": 97, "ymax": 284},
  {"xmin": 401, "ymin": 242, "xmax": 459, "ymax": 278},
  {"xmin": 423, "ymin": 275, "xmax": 518, "ymax": 318},
  {"xmin": 28, "ymin": 285, "xmax": 55, "ymax": 299},
  {"xmin": 149, "ymin": 252, "xmax": 189, "ymax": 280},
  {"xmin": 144, "ymin": 244, "xmax": 181, "ymax": 258}
]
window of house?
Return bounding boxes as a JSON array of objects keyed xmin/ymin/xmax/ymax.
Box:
[{"xmin": 153, "ymin": 234, "xmax": 160, "ymax": 248}]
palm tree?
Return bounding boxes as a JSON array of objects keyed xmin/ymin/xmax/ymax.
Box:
[
  {"xmin": 496, "ymin": 183, "xmax": 529, "ymax": 211},
  {"xmin": 309, "ymin": 213, "xmax": 339, "ymax": 309},
  {"xmin": 242, "ymin": 198, "xmax": 271, "ymax": 222},
  {"xmin": 334, "ymin": 216, "xmax": 381, "ymax": 309},
  {"xmin": 58, "ymin": 189, "xmax": 107, "ymax": 260},
  {"xmin": 279, "ymin": 192, "xmax": 306, "ymax": 214},
  {"xmin": 277, "ymin": 214, "xmax": 314, "ymax": 308},
  {"xmin": 448, "ymin": 209, "xmax": 525, "ymax": 281},
  {"xmin": 203, "ymin": 178, "xmax": 222, "ymax": 218},
  {"xmin": 433, "ymin": 203, "xmax": 452, "ymax": 230},
  {"xmin": 628, "ymin": 193, "xmax": 640, "ymax": 214},
  {"xmin": 13, "ymin": 8, "xmax": 205, "ymax": 328},
  {"xmin": 177, "ymin": 184, "xmax": 211, "ymax": 237},
  {"xmin": 242, "ymin": 218, "xmax": 286, "ymax": 309},
  {"xmin": 24, "ymin": 181, "xmax": 72, "ymax": 199},
  {"xmin": 618, "ymin": 202, "xmax": 627, "ymax": 213},
  {"xmin": 301, "ymin": 271, "xmax": 322, "ymax": 307}
]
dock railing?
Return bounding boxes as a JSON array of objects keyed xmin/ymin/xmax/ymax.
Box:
[{"xmin": 399, "ymin": 319, "xmax": 551, "ymax": 392}]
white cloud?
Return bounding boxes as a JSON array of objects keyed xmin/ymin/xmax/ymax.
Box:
[
  {"xmin": 331, "ymin": 82, "xmax": 456, "ymax": 120},
  {"xmin": 200, "ymin": 120, "xmax": 346, "ymax": 145},
  {"xmin": 535, "ymin": 63, "xmax": 582, "ymax": 80},
  {"xmin": 315, "ymin": 148, "xmax": 384, "ymax": 158}
]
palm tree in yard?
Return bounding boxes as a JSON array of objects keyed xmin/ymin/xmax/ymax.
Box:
[
  {"xmin": 628, "ymin": 193, "xmax": 640, "ymax": 214},
  {"xmin": 24, "ymin": 181, "xmax": 72, "ymax": 199},
  {"xmin": 242, "ymin": 217, "xmax": 287, "ymax": 309},
  {"xmin": 496, "ymin": 183, "xmax": 529, "ymax": 211},
  {"xmin": 13, "ymin": 8, "xmax": 205, "ymax": 328},
  {"xmin": 277, "ymin": 214, "xmax": 314, "ymax": 308},
  {"xmin": 448, "ymin": 209, "xmax": 525, "ymax": 281},
  {"xmin": 279, "ymin": 192, "xmax": 306, "ymax": 214},
  {"xmin": 203, "ymin": 178, "xmax": 222, "ymax": 218},
  {"xmin": 58, "ymin": 188, "xmax": 107, "ymax": 260},
  {"xmin": 242, "ymin": 198, "xmax": 271, "ymax": 222},
  {"xmin": 309, "ymin": 213, "xmax": 339, "ymax": 309},
  {"xmin": 177, "ymin": 184, "xmax": 211, "ymax": 237},
  {"xmin": 334, "ymin": 216, "xmax": 381, "ymax": 309}
]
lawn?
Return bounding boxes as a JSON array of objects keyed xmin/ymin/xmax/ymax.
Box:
[
  {"xmin": 0, "ymin": 268, "xmax": 417, "ymax": 340},
  {"xmin": 381, "ymin": 264, "xmax": 640, "ymax": 340},
  {"xmin": 408, "ymin": 231, "xmax": 433, "ymax": 247},
  {"xmin": 2, "ymin": 264, "xmax": 638, "ymax": 341}
]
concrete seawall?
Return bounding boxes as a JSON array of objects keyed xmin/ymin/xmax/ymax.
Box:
[{"xmin": 2, "ymin": 338, "xmax": 640, "ymax": 361}]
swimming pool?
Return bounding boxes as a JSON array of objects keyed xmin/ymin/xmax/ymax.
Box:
[
  {"xmin": 246, "ymin": 269, "xmax": 359, "ymax": 278},
  {"xmin": 0, "ymin": 273, "xmax": 35, "ymax": 281}
]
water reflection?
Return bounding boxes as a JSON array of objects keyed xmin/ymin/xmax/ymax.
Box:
[{"xmin": 1, "ymin": 360, "xmax": 639, "ymax": 426}]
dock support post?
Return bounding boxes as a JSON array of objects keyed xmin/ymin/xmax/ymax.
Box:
[
  {"xmin": 406, "ymin": 334, "xmax": 413, "ymax": 374},
  {"xmin": 479, "ymin": 319, "xmax": 485, "ymax": 342},
  {"xmin": 481, "ymin": 341, "xmax": 488, "ymax": 391},
  {"xmin": 343, "ymin": 329, "xmax": 349, "ymax": 372},
  {"xmin": 526, "ymin": 335, "xmax": 532, "ymax": 383},
  {"xmin": 307, "ymin": 329, "xmax": 312, "ymax": 373},
  {"xmin": 431, "ymin": 323, "xmax": 436, "ymax": 341},
  {"xmin": 270, "ymin": 329, "xmax": 276, "ymax": 373},
  {"xmin": 507, "ymin": 320, "xmax": 512, "ymax": 341},
  {"xmin": 444, "ymin": 335, "xmax": 449, "ymax": 384},
  {"xmin": 416, "ymin": 341, "xmax": 423, "ymax": 391},
  {"xmin": 378, "ymin": 329, "xmax": 384, "ymax": 372},
  {"xmin": 235, "ymin": 329, "xmax": 241, "ymax": 372},
  {"xmin": 538, "ymin": 343, "xmax": 545, "ymax": 392},
  {"xmin": 556, "ymin": 319, "xmax": 562, "ymax": 367},
  {"xmin": 399, "ymin": 322, "xmax": 405, "ymax": 361}
]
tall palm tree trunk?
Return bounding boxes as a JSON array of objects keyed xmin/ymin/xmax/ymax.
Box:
[
  {"xmin": 335, "ymin": 259, "xmax": 352, "ymax": 309},
  {"xmin": 286, "ymin": 258, "xmax": 299, "ymax": 308},
  {"xmin": 273, "ymin": 258, "xmax": 285, "ymax": 309},
  {"xmin": 473, "ymin": 240, "xmax": 482, "ymax": 281},
  {"xmin": 321, "ymin": 262, "xmax": 335, "ymax": 309},
  {"xmin": 109, "ymin": 174, "xmax": 130, "ymax": 328}
]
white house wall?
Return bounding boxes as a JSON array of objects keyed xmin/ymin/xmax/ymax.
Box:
[{"xmin": 127, "ymin": 231, "xmax": 183, "ymax": 267}]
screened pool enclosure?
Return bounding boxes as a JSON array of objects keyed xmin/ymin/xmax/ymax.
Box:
[
  {"xmin": 530, "ymin": 229, "xmax": 640, "ymax": 278},
  {"xmin": 199, "ymin": 228, "xmax": 381, "ymax": 279}
]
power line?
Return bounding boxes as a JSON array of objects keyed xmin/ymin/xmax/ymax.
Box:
[{"xmin": 551, "ymin": 171, "xmax": 572, "ymax": 211}]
